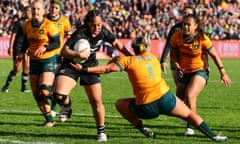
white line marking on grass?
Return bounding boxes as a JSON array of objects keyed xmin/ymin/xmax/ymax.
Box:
[
  {"xmin": 0, "ymin": 109, "xmax": 167, "ymax": 120},
  {"xmin": 0, "ymin": 139, "xmax": 62, "ymax": 144}
]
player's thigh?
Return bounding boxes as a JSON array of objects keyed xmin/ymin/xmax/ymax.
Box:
[
  {"xmin": 171, "ymin": 69, "xmax": 179, "ymax": 85},
  {"xmin": 186, "ymin": 75, "xmax": 206, "ymax": 98},
  {"xmin": 169, "ymin": 96, "xmax": 191, "ymax": 118},
  {"xmin": 54, "ymin": 75, "xmax": 77, "ymax": 94},
  {"xmin": 84, "ymin": 83, "xmax": 102, "ymax": 103},
  {"xmin": 176, "ymin": 82, "xmax": 187, "ymax": 100},
  {"xmin": 29, "ymin": 74, "xmax": 40, "ymax": 95},
  {"xmin": 23, "ymin": 55, "xmax": 30, "ymax": 69},
  {"xmin": 40, "ymin": 72, "xmax": 55, "ymax": 86}
]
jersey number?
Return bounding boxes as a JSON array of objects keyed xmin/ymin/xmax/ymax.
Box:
[{"xmin": 146, "ymin": 63, "xmax": 153, "ymax": 80}]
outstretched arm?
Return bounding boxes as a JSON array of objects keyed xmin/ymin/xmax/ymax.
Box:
[
  {"xmin": 69, "ymin": 62, "xmax": 121, "ymax": 74},
  {"xmin": 208, "ymin": 47, "xmax": 231, "ymax": 87}
]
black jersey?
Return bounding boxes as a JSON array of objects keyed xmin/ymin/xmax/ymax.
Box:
[
  {"xmin": 160, "ymin": 22, "xmax": 182, "ymax": 63},
  {"xmin": 63, "ymin": 25, "xmax": 116, "ymax": 66},
  {"xmin": 12, "ymin": 18, "xmax": 25, "ymax": 51}
]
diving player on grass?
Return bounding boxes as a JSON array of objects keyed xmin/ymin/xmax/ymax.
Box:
[{"xmin": 71, "ymin": 34, "xmax": 228, "ymax": 142}]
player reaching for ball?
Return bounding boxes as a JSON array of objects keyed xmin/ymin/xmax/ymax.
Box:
[
  {"xmin": 52, "ymin": 10, "xmax": 132, "ymax": 142},
  {"xmin": 70, "ymin": 34, "xmax": 228, "ymax": 142}
]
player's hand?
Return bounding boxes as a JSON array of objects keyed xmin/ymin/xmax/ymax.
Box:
[
  {"xmin": 8, "ymin": 46, "xmax": 13, "ymax": 56},
  {"xmin": 176, "ymin": 67, "xmax": 184, "ymax": 78},
  {"xmin": 69, "ymin": 62, "xmax": 82, "ymax": 72},
  {"xmin": 221, "ymin": 74, "xmax": 231, "ymax": 87},
  {"xmin": 161, "ymin": 62, "xmax": 168, "ymax": 74},
  {"xmin": 108, "ymin": 56, "xmax": 120, "ymax": 64},
  {"xmin": 34, "ymin": 47, "xmax": 46, "ymax": 57}
]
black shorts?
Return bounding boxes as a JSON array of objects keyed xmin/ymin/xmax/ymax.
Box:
[
  {"xmin": 56, "ymin": 55, "xmax": 63, "ymax": 64},
  {"xmin": 13, "ymin": 47, "xmax": 21, "ymax": 61},
  {"xmin": 57, "ymin": 63, "xmax": 101, "ymax": 86}
]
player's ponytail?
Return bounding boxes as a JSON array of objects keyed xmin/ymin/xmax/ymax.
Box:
[{"xmin": 131, "ymin": 34, "xmax": 150, "ymax": 55}]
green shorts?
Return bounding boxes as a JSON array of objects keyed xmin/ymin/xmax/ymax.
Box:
[
  {"xmin": 30, "ymin": 56, "xmax": 57, "ymax": 75},
  {"xmin": 129, "ymin": 90, "xmax": 176, "ymax": 119},
  {"xmin": 179, "ymin": 69, "xmax": 209, "ymax": 84}
]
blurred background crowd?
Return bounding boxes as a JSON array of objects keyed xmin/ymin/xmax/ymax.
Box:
[{"xmin": 0, "ymin": 0, "xmax": 239, "ymax": 40}]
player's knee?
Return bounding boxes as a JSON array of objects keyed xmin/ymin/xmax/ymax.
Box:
[
  {"xmin": 39, "ymin": 84, "xmax": 52, "ymax": 97},
  {"xmin": 52, "ymin": 92, "xmax": 67, "ymax": 105}
]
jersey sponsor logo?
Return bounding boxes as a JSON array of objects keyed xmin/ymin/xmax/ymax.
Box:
[
  {"xmin": 193, "ymin": 45, "xmax": 199, "ymax": 50},
  {"xmin": 57, "ymin": 23, "xmax": 63, "ymax": 29},
  {"xmin": 39, "ymin": 29, "xmax": 44, "ymax": 34},
  {"xmin": 91, "ymin": 40, "xmax": 103, "ymax": 52},
  {"xmin": 59, "ymin": 69, "xmax": 66, "ymax": 74}
]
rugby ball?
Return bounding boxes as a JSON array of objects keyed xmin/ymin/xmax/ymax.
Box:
[{"xmin": 73, "ymin": 39, "xmax": 91, "ymax": 63}]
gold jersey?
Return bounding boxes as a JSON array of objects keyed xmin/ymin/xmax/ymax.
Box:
[
  {"xmin": 48, "ymin": 15, "xmax": 71, "ymax": 55},
  {"xmin": 170, "ymin": 30, "xmax": 212, "ymax": 73},
  {"xmin": 23, "ymin": 18, "xmax": 59, "ymax": 60},
  {"xmin": 116, "ymin": 52, "xmax": 170, "ymax": 105}
]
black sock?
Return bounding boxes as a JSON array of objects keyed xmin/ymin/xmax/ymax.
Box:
[
  {"xmin": 97, "ymin": 125, "xmax": 105, "ymax": 134},
  {"xmin": 4, "ymin": 70, "xmax": 16, "ymax": 87},
  {"xmin": 21, "ymin": 72, "xmax": 28, "ymax": 90}
]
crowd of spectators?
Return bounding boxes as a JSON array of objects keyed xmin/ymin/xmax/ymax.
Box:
[{"xmin": 0, "ymin": 0, "xmax": 239, "ymax": 40}]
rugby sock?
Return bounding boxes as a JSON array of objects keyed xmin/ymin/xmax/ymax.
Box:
[
  {"xmin": 21, "ymin": 72, "xmax": 28, "ymax": 90},
  {"xmin": 51, "ymin": 101, "xmax": 57, "ymax": 111},
  {"xmin": 44, "ymin": 111, "xmax": 55, "ymax": 122},
  {"xmin": 187, "ymin": 123, "xmax": 194, "ymax": 129},
  {"xmin": 97, "ymin": 125, "xmax": 105, "ymax": 134},
  {"xmin": 198, "ymin": 121, "xmax": 216, "ymax": 139},
  {"xmin": 4, "ymin": 70, "xmax": 16, "ymax": 87}
]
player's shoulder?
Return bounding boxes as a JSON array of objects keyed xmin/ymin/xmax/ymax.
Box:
[
  {"xmin": 172, "ymin": 30, "xmax": 183, "ymax": 38},
  {"xmin": 44, "ymin": 18, "xmax": 54, "ymax": 25},
  {"xmin": 170, "ymin": 22, "xmax": 182, "ymax": 33},
  {"xmin": 24, "ymin": 18, "xmax": 31, "ymax": 25},
  {"xmin": 61, "ymin": 15, "xmax": 70, "ymax": 20}
]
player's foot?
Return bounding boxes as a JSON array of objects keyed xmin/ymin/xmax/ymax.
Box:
[
  {"xmin": 42, "ymin": 121, "xmax": 56, "ymax": 127},
  {"xmin": 21, "ymin": 88, "xmax": 31, "ymax": 93},
  {"xmin": 51, "ymin": 110, "xmax": 56, "ymax": 117},
  {"xmin": 212, "ymin": 135, "xmax": 227, "ymax": 142},
  {"xmin": 184, "ymin": 128, "xmax": 195, "ymax": 136},
  {"xmin": 1, "ymin": 86, "xmax": 8, "ymax": 93},
  {"xmin": 97, "ymin": 133, "xmax": 107, "ymax": 142},
  {"xmin": 59, "ymin": 106, "xmax": 72, "ymax": 122},
  {"xmin": 141, "ymin": 127, "xmax": 155, "ymax": 138}
]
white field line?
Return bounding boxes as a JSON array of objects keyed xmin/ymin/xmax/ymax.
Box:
[
  {"xmin": 0, "ymin": 109, "xmax": 168, "ymax": 121},
  {"xmin": 0, "ymin": 139, "xmax": 62, "ymax": 144}
]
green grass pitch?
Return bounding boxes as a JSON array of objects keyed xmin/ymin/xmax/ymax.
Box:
[{"xmin": 0, "ymin": 58, "xmax": 239, "ymax": 144}]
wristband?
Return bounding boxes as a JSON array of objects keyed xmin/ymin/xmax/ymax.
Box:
[{"xmin": 79, "ymin": 66, "xmax": 88, "ymax": 74}]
